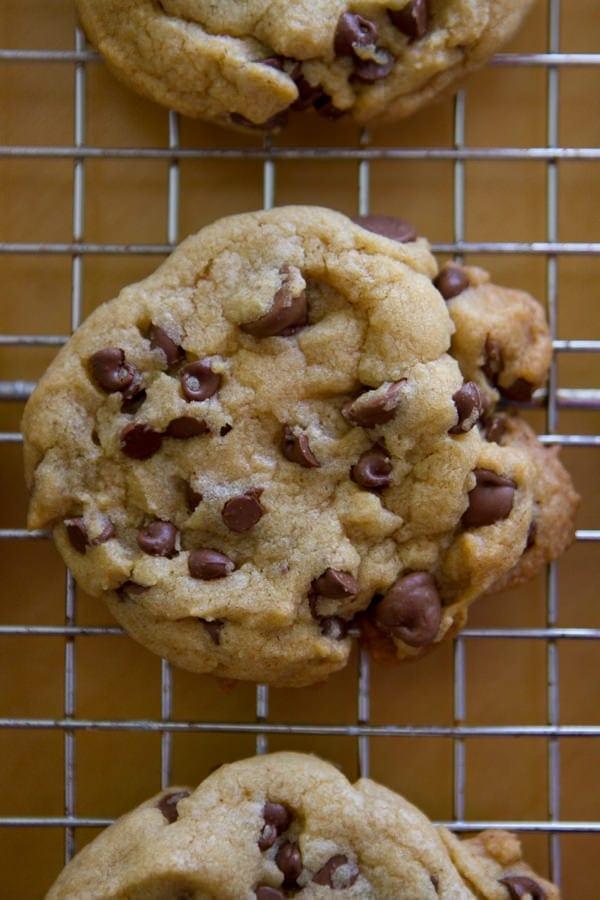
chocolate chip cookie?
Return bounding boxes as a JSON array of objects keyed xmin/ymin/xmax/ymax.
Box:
[
  {"xmin": 76, "ymin": 1, "xmax": 535, "ymax": 130},
  {"xmin": 22, "ymin": 207, "xmax": 577, "ymax": 686},
  {"xmin": 46, "ymin": 751, "xmax": 558, "ymax": 899}
]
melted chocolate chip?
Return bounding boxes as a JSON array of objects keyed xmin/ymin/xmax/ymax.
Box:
[
  {"xmin": 255, "ymin": 889, "xmax": 284, "ymax": 900},
  {"xmin": 158, "ymin": 790, "xmax": 190, "ymax": 824},
  {"xmin": 222, "ymin": 491, "xmax": 264, "ymax": 533},
  {"xmin": 290, "ymin": 68, "xmax": 325, "ymax": 111},
  {"xmin": 150, "ymin": 324, "xmax": 185, "ymax": 368},
  {"xmin": 120, "ymin": 423, "xmax": 163, "ymax": 460},
  {"xmin": 462, "ymin": 468, "xmax": 516, "ymax": 528},
  {"xmin": 371, "ymin": 572, "xmax": 442, "ymax": 647},
  {"xmin": 185, "ymin": 484, "xmax": 202, "ymax": 512},
  {"xmin": 433, "ymin": 263, "xmax": 470, "ymax": 300},
  {"xmin": 313, "ymin": 854, "xmax": 359, "ymax": 888},
  {"xmin": 352, "ymin": 214, "xmax": 417, "ymax": 243},
  {"xmin": 343, "ymin": 380, "xmax": 405, "ymax": 427},
  {"xmin": 275, "ymin": 842, "xmax": 302, "ymax": 887},
  {"xmin": 241, "ymin": 266, "xmax": 307, "ymax": 337},
  {"xmin": 351, "ymin": 443, "xmax": 392, "ymax": 490},
  {"xmin": 199, "ymin": 618, "xmax": 225, "ymax": 646},
  {"xmin": 389, "ymin": 0, "xmax": 430, "ymax": 42},
  {"xmin": 485, "ymin": 415, "xmax": 507, "ymax": 445},
  {"xmin": 482, "ymin": 336, "xmax": 503, "ymax": 386},
  {"xmin": 526, "ymin": 518, "xmax": 537, "ymax": 550},
  {"xmin": 259, "ymin": 802, "xmax": 292, "ymax": 850},
  {"xmin": 166, "ymin": 417, "xmax": 209, "ymax": 439},
  {"xmin": 320, "ymin": 616, "xmax": 349, "ymax": 640},
  {"xmin": 65, "ymin": 518, "xmax": 89, "ymax": 554},
  {"xmin": 137, "ymin": 521, "xmax": 178, "ymax": 557},
  {"xmin": 334, "ymin": 12, "xmax": 379, "ymax": 56},
  {"xmin": 312, "ymin": 568, "xmax": 358, "ymax": 599},
  {"xmin": 116, "ymin": 581, "xmax": 148, "ymax": 601},
  {"xmin": 499, "ymin": 876, "xmax": 547, "ymax": 900},
  {"xmin": 180, "ymin": 359, "xmax": 221, "ymax": 402},
  {"xmin": 353, "ymin": 50, "xmax": 395, "ymax": 82},
  {"xmin": 188, "ymin": 548, "xmax": 235, "ymax": 580},
  {"xmin": 90, "ymin": 347, "xmax": 138, "ymax": 394},
  {"xmin": 281, "ymin": 425, "xmax": 320, "ymax": 468},
  {"xmin": 449, "ymin": 382, "xmax": 483, "ymax": 434},
  {"xmin": 499, "ymin": 378, "xmax": 536, "ymax": 403}
]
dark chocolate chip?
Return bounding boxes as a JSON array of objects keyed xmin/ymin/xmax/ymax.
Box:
[
  {"xmin": 485, "ymin": 415, "xmax": 507, "ymax": 445},
  {"xmin": 222, "ymin": 491, "xmax": 264, "ymax": 533},
  {"xmin": 351, "ymin": 443, "xmax": 392, "ymax": 490},
  {"xmin": 188, "ymin": 548, "xmax": 235, "ymax": 580},
  {"xmin": 343, "ymin": 380, "xmax": 405, "ymax": 427},
  {"xmin": 91, "ymin": 519, "xmax": 116, "ymax": 546},
  {"xmin": 499, "ymin": 876, "xmax": 547, "ymax": 900},
  {"xmin": 230, "ymin": 111, "xmax": 288, "ymax": 131},
  {"xmin": 150, "ymin": 324, "xmax": 185, "ymax": 368},
  {"xmin": 241, "ymin": 266, "xmax": 307, "ymax": 338},
  {"xmin": 433, "ymin": 263, "xmax": 470, "ymax": 300},
  {"xmin": 166, "ymin": 417, "xmax": 209, "ymax": 439},
  {"xmin": 275, "ymin": 841, "xmax": 303, "ymax": 887},
  {"xmin": 449, "ymin": 382, "xmax": 483, "ymax": 434},
  {"xmin": 312, "ymin": 568, "xmax": 358, "ymax": 599},
  {"xmin": 90, "ymin": 347, "xmax": 137, "ymax": 394},
  {"xmin": 313, "ymin": 854, "xmax": 359, "ymax": 888},
  {"xmin": 199, "ymin": 618, "xmax": 225, "ymax": 646},
  {"xmin": 116, "ymin": 581, "xmax": 148, "ymax": 601},
  {"xmin": 353, "ymin": 51, "xmax": 395, "ymax": 82},
  {"xmin": 320, "ymin": 617, "xmax": 349, "ymax": 640},
  {"xmin": 185, "ymin": 484, "xmax": 202, "ymax": 513},
  {"xmin": 255, "ymin": 888, "xmax": 285, "ymax": 900},
  {"xmin": 120, "ymin": 423, "xmax": 163, "ymax": 460},
  {"xmin": 281, "ymin": 425, "xmax": 320, "ymax": 468},
  {"xmin": 526, "ymin": 518, "xmax": 537, "ymax": 550},
  {"xmin": 158, "ymin": 790, "xmax": 190, "ymax": 824},
  {"xmin": 334, "ymin": 12, "xmax": 379, "ymax": 57},
  {"xmin": 371, "ymin": 572, "xmax": 442, "ymax": 647},
  {"xmin": 121, "ymin": 388, "xmax": 147, "ymax": 414},
  {"xmin": 352, "ymin": 214, "xmax": 417, "ymax": 243},
  {"xmin": 388, "ymin": 0, "xmax": 430, "ymax": 42},
  {"xmin": 137, "ymin": 521, "xmax": 178, "ymax": 557},
  {"xmin": 180, "ymin": 359, "xmax": 221, "ymax": 402},
  {"xmin": 220, "ymin": 424, "xmax": 233, "ymax": 436},
  {"xmin": 482, "ymin": 336, "xmax": 503, "ymax": 386},
  {"xmin": 462, "ymin": 468, "xmax": 516, "ymax": 528},
  {"xmin": 65, "ymin": 517, "xmax": 89, "ymax": 554},
  {"xmin": 499, "ymin": 378, "xmax": 536, "ymax": 403},
  {"xmin": 259, "ymin": 802, "xmax": 292, "ymax": 850}
]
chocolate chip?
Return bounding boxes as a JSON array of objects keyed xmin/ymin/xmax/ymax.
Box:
[
  {"xmin": 149, "ymin": 324, "xmax": 185, "ymax": 368},
  {"xmin": 199, "ymin": 618, "xmax": 225, "ymax": 645},
  {"xmin": 241, "ymin": 266, "xmax": 307, "ymax": 338},
  {"xmin": 185, "ymin": 484, "xmax": 202, "ymax": 512},
  {"xmin": 312, "ymin": 568, "xmax": 358, "ymax": 599},
  {"xmin": 313, "ymin": 94, "xmax": 346, "ymax": 118},
  {"xmin": 275, "ymin": 842, "xmax": 302, "ymax": 887},
  {"xmin": 137, "ymin": 521, "xmax": 178, "ymax": 557},
  {"xmin": 121, "ymin": 388, "xmax": 147, "ymax": 414},
  {"xmin": 431, "ymin": 874, "xmax": 440, "ymax": 891},
  {"xmin": 116, "ymin": 581, "xmax": 148, "ymax": 600},
  {"xmin": 166, "ymin": 417, "xmax": 209, "ymax": 439},
  {"xmin": 290, "ymin": 68, "xmax": 325, "ymax": 111},
  {"xmin": 334, "ymin": 12, "xmax": 379, "ymax": 57},
  {"xmin": 482, "ymin": 336, "xmax": 503, "ymax": 386},
  {"xmin": 255, "ymin": 888, "xmax": 284, "ymax": 900},
  {"xmin": 485, "ymin": 415, "xmax": 507, "ymax": 444},
  {"xmin": 259, "ymin": 802, "xmax": 292, "ymax": 850},
  {"xmin": 343, "ymin": 380, "xmax": 405, "ymax": 427},
  {"xmin": 120, "ymin": 423, "xmax": 163, "ymax": 460},
  {"xmin": 320, "ymin": 616, "xmax": 349, "ymax": 640},
  {"xmin": 230, "ymin": 111, "xmax": 288, "ymax": 131},
  {"xmin": 65, "ymin": 518, "xmax": 89, "ymax": 554},
  {"xmin": 281, "ymin": 425, "xmax": 320, "ymax": 468},
  {"xmin": 91, "ymin": 519, "xmax": 115, "ymax": 546},
  {"xmin": 222, "ymin": 491, "xmax": 264, "ymax": 533},
  {"xmin": 433, "ymin": 263, "xmax": 470, "ymax": 300},
  {"xmin": 389, "ymin": 0, "xmax": 430, "ymax": 41},
  {"xmin": 352, "ymin": 214, "xmax": 417, "ymax": 243},
  {"xmin": 371, "ymin": 572, "xmax": 442, "ymax": 647},
  {"xmin": 158, "ymin": 790, "xmax": 190, "ymax": 824},
  {"xmin": 220, "ymin": 424, "xmax": 233, "ymax": 437},
  {"xmin": 462, "ymin": 468, "xmax": 516, "ymax": 528},
  {"xmin": 261, "ymin": 56, "xmax": 285, "ymax": 70},
  {"xmin": 180, "ymin": 359, "xmax": 221, "ymax": 402},
  {"xmin": 313, "ymin": 854, "xmax": 359, "ymax": 888},
  {"xmin": 90, "ymin": 347, "xmax": 138, "ymax": 394},
  {"xmin": 353, "ymin": 50, "xmax": 395, "ymax": 82},
  {"xmin": 449, "ymin": 382, "xmax": 483, "ymax": 434},
  {"xmin": 526, "ymin": 519, "xmax": 537, "ymax": 550},
  {"xmin": 351, "ymin": 443, "xmax": 392, "ymax": 490},
  {"xmin": 188, "ymin": 548, "xmax": 235, "ymax": 580},
  {"xmin": 499, "ymin": 378, "xmax": 536, "ymax": 403},
  {"xmin": 499, "ymin": 876, "xmax": 547, "ymax": 900}
]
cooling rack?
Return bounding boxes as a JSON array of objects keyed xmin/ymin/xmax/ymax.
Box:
[{"xmin": 0, "ymin": 1, "xmax": 599, "ymax": 895}]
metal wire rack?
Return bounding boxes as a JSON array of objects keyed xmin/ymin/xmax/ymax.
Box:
[{"xmin": 0, "ymin": 1, "xmax": 599, "ymax": 894}]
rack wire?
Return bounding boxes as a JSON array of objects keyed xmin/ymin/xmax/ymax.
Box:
[{"xmin": 0, "ymin": 1, "xmax": 599, "ymax": 893}]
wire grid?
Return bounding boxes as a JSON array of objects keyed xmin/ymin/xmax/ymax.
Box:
[{"xmin": 0, "ymin": 2, "xmax": 599, "ymax": 892}]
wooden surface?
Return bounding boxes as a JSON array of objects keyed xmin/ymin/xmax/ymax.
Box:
[{"xmin": 0, "ymin": 0, "xmax": 598, "ymax": 896}]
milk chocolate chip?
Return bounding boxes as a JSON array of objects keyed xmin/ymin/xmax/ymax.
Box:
[
  {"xmin": 158, "ymin": 790, "xmax": 190, "ymax": 824},
  {"xmin": 352, "ymin": 214, "xmax": 417, "ymax": 243},
  {"xmin": 137, "ymin": 521, "xmax": 178, "ymax": 557},
  {"xmin": 65, "ymin": 518, "xmax": 88, "ymax": 554},
  {"xmin": 462, "ymin": 468, "xmax": 516, "ymax": 528},
  {"xmin": 482, "ymin": 336, "xmax": 503, "ymax": 386},
  {"xmin": 242, "ymin": 266, "xmax": 307, "ymax": 337},
  {"xmin": 276, "ymin": 842, "xmax": 303, "ymax": 887},
  {"xmin": 320, "ymin": 616, "xmax": 349, "ymax": 640},
  {"xmin": 389, "ymin": 0, "xmax": 430, "ymax": 42},
  {"xmin": 343, "ymin": 380, "xmax": 405, "ymax": 427},
  {"xmin": 166, "ymin": 417, "xmax": 209, "ymax": 439},
  {"xmin": 434, "ymin": 263, "xmax": 470, "ymax": 300},
  {"xmin": 312, "ymin": 568, "xmax": 358, "ymax": 599},
  {"xmin": 282, "ymin": 426, "xmax": 320, "ymax": 468},
  {"xmin": 255, "ymin": 889, "xmax": 284, "ymax": 900},
  {"xmin": 449, "ymin": 382, "xmax": 483, "ymax": 434},
  {"xmin": 150, "ymin": 324, "xmax": 185, "ymax": 368},
  {"xmin": 180, "ymin": 359, "xmax": 221, "ymax": 402},
  {"xmin": 199, "ymin": 618, "xmax": 225, "ymax": 646},
  {"xmin": 371, "ymin": 572, "xmax": 442, "ymax": 647},
  {"xmin": 354, "ymin": 51, "xmax": 395, "ymax": 81},
  {"xmin": 188, "ymin": 549, "xmax": 235, "ymax": 580},
  {"xmin": 222, "ymin": 491, "xmax": 264, "ymax": 533},
  {"xmin": 90, "ymin": 347, "xmax": 138, "ymax": 394},
  {"xmin": 313, "ymin": 854, "xmax": 359, "ymax": 888},
  {"xmin": 351, "ymin": 443, "xmax": 392, "ymax": 490},
  {"xmin": 120, "ymin": 423, "xmax": 163, "ymax": 460},
  {"xmin": 334, "ymin": 12, "xmax": 379, "ymax": 56},
  {"xmin": 499, "ymin": 378, "xmax": 536, "ymax": 403},
  {"xmin": 499, "ymin": 876, "xmax": 547, "ymax": 900},
  {"xmin": 259, "ymin": 802, "xmax": 292, "ymax": 850}
]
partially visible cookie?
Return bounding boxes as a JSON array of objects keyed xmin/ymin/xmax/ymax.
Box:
[
  {"xmin": 46, "ymin": 751, "xmax": 558, "ymax": 899},
  {"xmin": 76, "ymin": 1, "xmax": 535, "ymax": 130}
]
